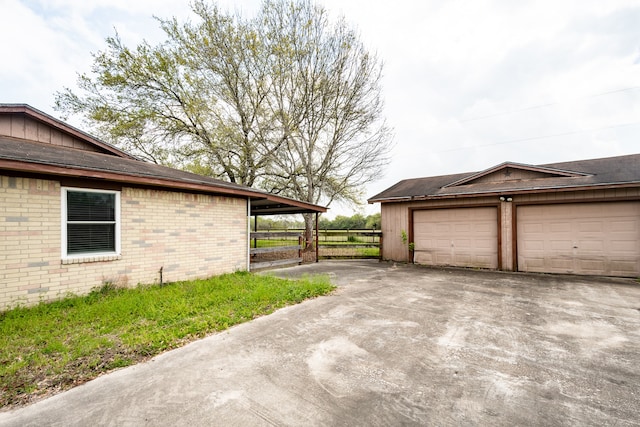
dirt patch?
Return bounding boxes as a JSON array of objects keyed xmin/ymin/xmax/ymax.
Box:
[{"xmin": 251, "ymin": 250, "xmax": 301, "ymax": 263}]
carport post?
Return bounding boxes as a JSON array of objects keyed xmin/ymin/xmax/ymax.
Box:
[
  {"xmin": 254, "ymin": 215, "xmax": 258, "ymax": 249},
  {"xmin": 315, "ymin": 212, "xmax": 319, "ymax": 262},
  {"xmin": 247, "ymin": 199, "xmax": 251, "ymax": 271}
]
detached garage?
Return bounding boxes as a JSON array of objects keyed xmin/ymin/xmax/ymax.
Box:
[{"xmin": 369, "ymin": 154, "xmax": 640, "ymax": 277}]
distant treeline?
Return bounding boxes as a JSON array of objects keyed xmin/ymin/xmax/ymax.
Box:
[{"xmin": 253, "ymin": 213, "xmax": 381, "ymax": 231}]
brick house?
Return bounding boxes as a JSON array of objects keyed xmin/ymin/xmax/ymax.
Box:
[
  {"xmin": 0, "ymin": 104, "xmax": 325, "ymax": 310},
  {"xmin": 369, "ymin": 155, "xmax": 640, "ymax": 277}
]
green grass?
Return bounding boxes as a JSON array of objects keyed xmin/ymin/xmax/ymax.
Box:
[
  {"xmin": 318, "ymin": 247, "xmax": 380, "ymax": 258},
  {"xmin": 357, "ymin": 248, "xmax": 380, "ymax": 257},
  {"xmin": 252, "ymin": 238, "xmax": 299, "ymax": 248},
  {"xmin": 0, "ymin": 272, "xmax": 334, "ymax": 408}
]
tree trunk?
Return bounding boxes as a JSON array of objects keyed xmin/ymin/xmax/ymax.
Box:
[{"xmin": 302, "ymin": 213, "xmax": 314, "ymax": 252}]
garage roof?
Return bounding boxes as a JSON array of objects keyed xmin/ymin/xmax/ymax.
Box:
[{"xmin": 368, "ymin": 154, "xmax": 640, "ymax": 203}]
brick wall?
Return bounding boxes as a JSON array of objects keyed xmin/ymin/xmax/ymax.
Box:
[{"xmin": 0, "ymin": 176, "xmax": 248, "ymax": 310}]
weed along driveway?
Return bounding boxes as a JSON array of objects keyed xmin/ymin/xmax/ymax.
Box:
[{"xmin": 2, "ymin": 260, "xmax": 640, "ymax": 426}]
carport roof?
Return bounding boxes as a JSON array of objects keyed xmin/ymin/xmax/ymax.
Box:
[{"xmin": 368, "ymin": 153, "xmax": 640, "ymax": 203}]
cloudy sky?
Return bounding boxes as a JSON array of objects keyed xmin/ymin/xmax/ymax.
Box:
[{"xmin": 2, "ymin": 0, "xmax": 639, "ymax": 217}]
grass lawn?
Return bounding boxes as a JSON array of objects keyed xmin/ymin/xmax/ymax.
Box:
[
  {"xmin": 251, "ymin": 238, "xmax": 299, "ymax": 247},
  {"xmin": 0, "ymin": 271, "xmax": 334, "ymax": 409}
]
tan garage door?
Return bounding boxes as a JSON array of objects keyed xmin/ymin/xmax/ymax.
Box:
[
  {"xmin": 413, "ymin": 207, "xmax": 498, "ymax": 269},
  {"xmin": 517, "ymin": 202, "xmax": 640, "ymax": 277}
]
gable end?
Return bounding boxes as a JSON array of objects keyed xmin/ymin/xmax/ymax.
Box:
[
  {"xmin": 444, "ymin": 162, "xmax": 591, "ymax": 187},
  {"xmin": 0, "ymin": 104, "xmax": 136, "ymax": 159}
]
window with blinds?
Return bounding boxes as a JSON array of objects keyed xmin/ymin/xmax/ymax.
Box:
[{"xmin": 62, "ymin": 188, "xmax": 120, "ymax": 257}]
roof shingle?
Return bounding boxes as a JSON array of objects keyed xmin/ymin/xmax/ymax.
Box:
[
  {"xmin": 0, "ymin": 136, "xmax": 325, "ymax": 215},
  {"xmin": 368, "ymin": 154, "xmax": 640, "ymax": 202}
]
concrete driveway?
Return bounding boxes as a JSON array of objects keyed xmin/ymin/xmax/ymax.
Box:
[{"xmin": 1, "ymin": 260, "xmax": 639, "ymax": 426}]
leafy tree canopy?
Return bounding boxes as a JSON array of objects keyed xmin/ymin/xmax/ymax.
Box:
[{"xmin": 55, "ymin": 0, "xmax": 393, "ymax": 243}]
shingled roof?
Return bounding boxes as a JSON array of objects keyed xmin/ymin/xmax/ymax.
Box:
[
  {"xmin": 368, "ymin": 154, "xmax": 640, "ymax": 203},
  {"xmin": 0, "ymin": 105, "xmax": 326, "ymax": 216},
  {"xmin": 0, "ymin": 135, "xmax": 326, "ymax": 215}
]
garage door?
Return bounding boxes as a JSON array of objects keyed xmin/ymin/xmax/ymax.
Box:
[
  {"xmin": 413, "ymin": 207, "xmax": 498, "ymax": 269},
  {"xmin": 517, "ymin": 202, "xmax": 640, "ymax": 277}
]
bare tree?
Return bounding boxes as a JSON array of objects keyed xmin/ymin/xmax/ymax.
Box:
[
  {"xmin": 55, "ymin": 0, "xmax": 393, "ymax": 239},
  {"xmin": 56, "ymin": 1, "xmax": 284, "ymax": 186},
  {"xmin": 259, "ymin": 0, "xmax": 392, "ymax": 242}
]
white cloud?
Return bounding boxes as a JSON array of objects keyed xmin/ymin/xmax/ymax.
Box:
[{"xmin": 0, "ymin": 1, "xmax": 86, "ymax": 109}]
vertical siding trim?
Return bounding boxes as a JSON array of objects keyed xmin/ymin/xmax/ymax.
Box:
[
  {"xmin": 408, "ymin": 207, "xmax": 414, "ymax": 263},
  {"xmin": 512, "ymin": 201, "xmax": 518, "ymax": 272},
  {"xmin": 497, "ymin": 202, "xmax": 503, "ymax": 270},
  {"xmin": 247, "ymin": 198, "xmax": 251, "ymax": 271}
]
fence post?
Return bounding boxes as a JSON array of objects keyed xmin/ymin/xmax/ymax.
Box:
[
  {"xmin": 298, "ymin": 235, "xmax": 303, "ymax": 264},
  {"xmin": 379, "ymin": 232, "xmax": 383, "ymax": 261}
]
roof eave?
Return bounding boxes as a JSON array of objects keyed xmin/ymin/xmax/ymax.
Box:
[
  {"xmin": 250, "ymin": 195, "xmax": 327, "ymax": 215},
  {"xmin": 370, "ymin": 181, "xmax": 640, "ymax": 203},
  {"xmin": 367, "ymin": 195, "xmax": 412, "ymax": 204},
  {"xmin": 0, "ymin": 158, "xmax": 327, "ymax": 213}
]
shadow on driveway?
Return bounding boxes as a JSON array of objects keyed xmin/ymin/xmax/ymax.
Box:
[{"xmin": 2, "ymin": 260, "xmax": 639, "ymax": 426}]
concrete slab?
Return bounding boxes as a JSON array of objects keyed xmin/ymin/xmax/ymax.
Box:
[{"xmin": 1, "ymin": 260, "xmax": 639, "ymax": 426}]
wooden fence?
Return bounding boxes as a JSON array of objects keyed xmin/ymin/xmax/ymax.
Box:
[
  {"xmin": 249, "ymin": 230, "xmax": 382, "ymax": 270},
  {"xmin": 249, "ymin": 232, "xmax": 303, "ymax": 270},
  {"xmin": 315, "ymin": 230, "xmax": 381, "ymax": 259}
]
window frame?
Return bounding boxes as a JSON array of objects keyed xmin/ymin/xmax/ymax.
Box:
[{"xmin": 61, "ymin": 187, "xmax": 121, "ymax": 260}]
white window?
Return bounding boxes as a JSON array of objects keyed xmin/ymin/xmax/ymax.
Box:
[{"xmin": 62, "ymin": 187, "xmax": 121, "ymax": 259}]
